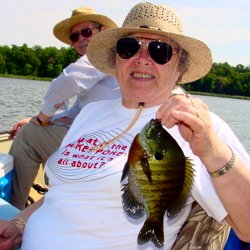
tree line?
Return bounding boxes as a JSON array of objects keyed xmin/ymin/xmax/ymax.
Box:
[
  {"xmin": 185, "ymin": 62, "xmax": 250, "ymax": 97},
  {"xmin": 0, "ymin": 44, "xmax": 250, "ymax": 97},
  {"xmin": 0, "ymin": 44, "xmax": 78, "ymax": 79}
]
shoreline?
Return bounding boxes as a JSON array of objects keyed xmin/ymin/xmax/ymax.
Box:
[
  {"xmin": 1, "ymin": 74, "xmax": 250, "ymax": 101},
  {"xmin": 190, "ymin": 91, "xmax": 250, "ymax": 100},
  {"xmin": 0, "ymin": 74, "xmax": 51, "ymax": 82}
]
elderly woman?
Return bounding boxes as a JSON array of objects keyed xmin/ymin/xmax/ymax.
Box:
[{"xmin": 0, "ymin": 2, "xmax": 250, "ymax": 250}]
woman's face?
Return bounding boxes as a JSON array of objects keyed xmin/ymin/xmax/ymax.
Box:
[{"xmin": 115, "ymin": 33, "xmax": 181, "ymax": 108}]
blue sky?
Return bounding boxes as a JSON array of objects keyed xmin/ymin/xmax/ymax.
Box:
[{"xmin": 1, "ymin": 0, "xmax": 249, "ymax": 66}]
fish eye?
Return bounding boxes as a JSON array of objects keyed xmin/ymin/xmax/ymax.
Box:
[{"xmin": 155, "ymin": 151, "xmax": 164, "ymax": 161}]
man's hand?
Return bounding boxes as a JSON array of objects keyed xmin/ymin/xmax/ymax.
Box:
[{"xmin": 10, "ymin": 118, "xmax": 31, "ymax": 138}]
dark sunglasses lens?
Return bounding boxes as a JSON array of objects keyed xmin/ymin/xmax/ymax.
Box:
[
  {"xmin": 149, "ymin": 42, "xmax": 173, "ymax": 65},
  {"xmin": 116, "ymin": 38, "xmax": 140, "ymax": 59},
  {"xmin": 70, "ymin": 33, "xmax": 79, "ymax": 43},
  {"xmin": 81, "ymin": 28, "xmax": 93, "ymax": 38},
  {"xmin": 70, "ymin": 28, "xmax": 93, "ymax": 43}
]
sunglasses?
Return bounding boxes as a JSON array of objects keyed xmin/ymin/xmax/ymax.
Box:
[
  {"xmin": 70, "ymin": 27, "xmax": 98, "ymax": 43},
  {"xmin": 116, "ymin": 37, "xmax": 175, "ymax": 65}
]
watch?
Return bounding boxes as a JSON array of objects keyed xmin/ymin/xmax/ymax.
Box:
[{"xmin": 36, "ymin": 116, "xmax": 51, "ymax": 126}]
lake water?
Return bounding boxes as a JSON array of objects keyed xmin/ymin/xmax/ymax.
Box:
[{"xmin": 0, "ymin": 77, "xmax": 250, "ymax": 153}]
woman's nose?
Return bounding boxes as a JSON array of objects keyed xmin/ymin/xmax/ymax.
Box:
[{"xmin": 134, "ymin": 43, "xmax": 151, "ymax": 65}]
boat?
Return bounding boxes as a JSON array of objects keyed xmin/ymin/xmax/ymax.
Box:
[{"xmin": 0, "ymin": 131, "xmax": 45, "ymax": 204}]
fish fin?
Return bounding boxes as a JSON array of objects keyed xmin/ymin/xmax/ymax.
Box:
[
  {"xmin": 139, "ymin": 152, "xmax": 152, "ymax": 183},
  {"xmin": 121, "ymin": 183, "xmax": 145, "ymax": 219},
  {"xmin": 138, "ymin": 216, "xmax": 164, "ymax": 248},
  {"xmin": 121, "ymin": 161, "xmax": 129, "ymax": 182},
  {"xmin": 167, "ymin": 157, "xmax": 195, "ymax": 218}
]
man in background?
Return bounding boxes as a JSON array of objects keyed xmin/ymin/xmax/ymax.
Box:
[{"xmin": 9, "ymin": 7, "xmax": 120, "ymax": 209}]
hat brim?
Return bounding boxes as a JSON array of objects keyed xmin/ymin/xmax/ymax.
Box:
[
  {"xmin": 53, "ymin": 14, "xmax": 117, "ymax": 45},
  {"xmin": 87, "ymin": 27, "xmax": 212, "ymax": 84}
]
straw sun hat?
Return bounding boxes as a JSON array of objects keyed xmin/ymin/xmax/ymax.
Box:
[
  {"xmin": 87, "ymin": 2, "xmax": 212, "ymax": 84},
  {"xmin": 53, "ymin": 7, "xmax": 118, "ymax": 45}
]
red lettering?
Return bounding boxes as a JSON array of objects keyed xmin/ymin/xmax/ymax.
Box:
[
  {"xmin": 108, "ymin": 151, "xmax": 116, "ymax": 156},
  {"xmin": 66, "ymin": 143, "xmax": 75, "ymax": 148},
  {"xmin": 110, "ymin": 144, "xmax": 128, "ymax": 151},
  {"xmin": 58, "ymin": 159, "xmax": 63, "ymax": 164},
  {"xmin": 76, "ymin": 161, "xmax": 82, "ymax": 168},
  {"xmin": 62, "ymin": 149, "xmax": 70, "ymax": 156},
  {"xmin": 97, "ymin": 150, "xmax": 127, "ymax": 157},
  {"xmin": 77, "ymin": 137, "xmax": 99, "ymax": 146},
  {"xmin": 92, "ymin": 138, "xmax": 99, "ymax": 146},
  {"xmin": 75, "ymin": 143, "xmax": 83, "ymax": 151},
  {"xmin": 97, "ymin": 156, "xmax": 105, "ymax": 160},
  {"xmin": 80, "ymin": 145, "xmax": 90, "ymax": 152},
  {"xmin": 102, "ymin": 150, "xmax": 111, "ymax": 155},
  {"xmin": 84, "ymin": 155, "xmax": 95, "ymax": 160},
  {"xmin": 116, "ymin": 152, "xmax": 123, "ymax": 157},
  {"xmin": 82, "ymin": 162, "xmax": 87, "ymax": 168},
  {"xmin": 86, "ymin": 138, "xmax": 98, "ymax": 145},
  {"xmin": 77, "ymin": 137, "xmax": 85, "ymax": 143},
  {"xmin": 96, "ymin": 148, "xmax": 104, "ymax": 154},
  {"xmin": 71, "ymin": 161, "xmax": 100, "ymax": 169},
  {"xmin": 99, "ymin": 162, "xmax": 105, "ymax": 168},
  {"xmin": 88, "ymin": 162, "xmax": 97, "ymax": 168}
]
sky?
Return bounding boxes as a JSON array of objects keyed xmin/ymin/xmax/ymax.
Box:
[{"xmin": 1, "ymin": 0, "xmax": 250, "ymax": 66}]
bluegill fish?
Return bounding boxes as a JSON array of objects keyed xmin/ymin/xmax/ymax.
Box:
[{"xmin": 121, "ymin": 118, "xmax": 194, "ymax": 248}]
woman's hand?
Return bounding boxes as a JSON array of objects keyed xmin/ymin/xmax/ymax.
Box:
[
  {"xmin": 156, "ymin": 95, "xmax": 219, "ymax": 158},
  {"xmin": 0, "ymin": 220, "xmax": 22, "ymax": 250}
]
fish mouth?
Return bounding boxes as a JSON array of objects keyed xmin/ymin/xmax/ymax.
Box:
[
  {"xmin": 144, "ymin": 119, "xmax": 164, "ymax": 138},
  {"xmin": 150, "ymin": 118, "xmax": 161, "ymax": 126},
  {"xmin": 149, "ymin": 119, "xmax": 162, "ymax": 130}
]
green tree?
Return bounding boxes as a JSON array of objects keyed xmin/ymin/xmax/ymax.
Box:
[
  {"xmin": 1, "ymin": 44, "xmax": 248, "ymax": 97},
  {"xmin": 0, "ymin": 52, "xmax": 6, "ymax": 74}
]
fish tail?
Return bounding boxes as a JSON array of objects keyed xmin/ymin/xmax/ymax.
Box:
[{"xmin": 138, "ymin": 217, "xmax": 164, "ymax": 248}]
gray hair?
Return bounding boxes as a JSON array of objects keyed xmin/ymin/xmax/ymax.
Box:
[{"xmin": 177, "ymin": 49, "xmax": 189, "ymax": 83}]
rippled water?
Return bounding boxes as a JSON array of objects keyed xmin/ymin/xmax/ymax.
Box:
[
  {"xmin": 196, "ymin": 95, "xmax": 250, "ymax": 153},
  {"xmin": 0, "ymin": 77, "xmax": 48, "ymax": 131},
  {"xmin": 0, "ymin": 77, "xmax": 249, "ymax": 153}
]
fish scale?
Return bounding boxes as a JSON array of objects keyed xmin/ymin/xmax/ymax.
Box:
[{"xmin": 121, "ymin": 118, "xmax": 195, "ymax": 248}]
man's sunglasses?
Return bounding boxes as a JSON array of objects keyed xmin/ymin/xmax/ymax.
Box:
[
  {"xmin": 70, "ymin": 27, "xmax": 98, "ymax": 43},
  {"xmin": 116, "ymin": 37, "xmax": 176, "ymax": 65}
]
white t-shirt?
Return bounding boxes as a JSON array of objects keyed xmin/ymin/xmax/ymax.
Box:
[{"xmin": 22, "ymin": 99, "xmax": 250, "ymax": 250}]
